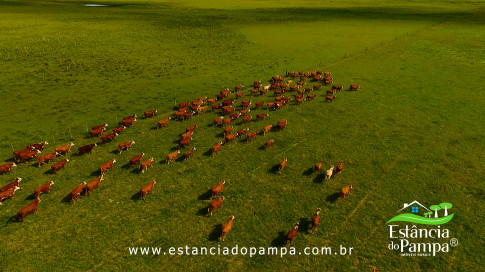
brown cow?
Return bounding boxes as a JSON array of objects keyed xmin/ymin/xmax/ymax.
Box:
[
  {"xmin": 13, "ymin": 148, "xmax": 35, "ymax": 161},
  {"xmin": 122, "ymin": 115, "xmax": 136, "ymax": 126},
  {"xmin": 0, "ymin": 162, "xmax": 17, "ymax": 174},
  {"xmin": 118, "ymin": 140, "xmax": 135, "ymax": 153},
  {"xmin": 246, "ymin": 131, "xmax": 258, "ymax": 142},
  {"xmin": 181, "ymin": 131, "xmax": 193, "ymax": 140},
  {"xmin": 90, "ymin": 128, "xmax": 104, "ymax": 138},
  {"xmin": 140, "ymin": 158, "xmax": 154, "ymax": 173},
  {"xmin": 208, "ymin": 196, "xmax": 224, "ymax": 217},
  {"xmin": 101, "ymin": 132, "xmax": 117, "ymax": 143},
  {"xmin": 55, "ymin": 142, "xmax": 75, "ymax": 155},
  {"xmin": 157, "ymin": 117, "xmax": 171, "ymax": 129},
  {"xmin": 211, "ymin": 179, "xmax": 225, "ymax": 199},
  {"xmin": 130, "ymin": 153, "xmax": 144, "ymax": 167},
  {"xmin": 100, "ymin": 159, "xmax": 116, "ymax": 175},
  {"xmin": 51, "ymin": 159, "xmax": 69, "ymax": 174},
  {"xmin": 325, "ymin": 95, "xmax": 335, "ymax": 102},
  {"xmin": 236, "ymin": 128, "xmax": 249, "ymax": 137},
  {"xmin": 18, "ymin": 150, "xmax": 42, "ymax": 163},
  {"xmin": 34, "ymin": 181, "xmax": 54, "ymax": 198},
  {"xmin": 220, "ymin": 215, "xmax": 235, "ymax": 242},
  {"xmin": 38, "ymin": 151, "xmax": 58, "ymax": 167},
  {"xmin": 242, "ymin": 115, "xmax": 252, "ymax": 123},
  {"xmin": 306, "ymin": 94, "xmax": 316, "ymax": 100},
  {"xmin": 349, "ymin": 84, "xmax": 360, "ymax": 91},
  {"xmin": 178, "ymin": 101, "xmax": 189, "ymax": 108},
  {"xmin": 86, "ymin": 176, "xmax": 103, "ymax": 195},
  {"xmin": 263, "ymin": 124, "xmax": 272, "ymax": 135},
  {"xmin": 326, "ymin": 89, "xmax": 336, "ymax": 95},
  {"xmin": 256, "ymin": 113, "xmax": 269, "ymax": 121},
  {"xmin": 223, "ymin": 118, "xmax": 232, "ymax": 127},
  {"xmin": 279, "ymin": 157, "xmax": 288, "ymax": 174},
  {"xmin": 0, "ymin": 186, "xmax": 21, "ymax": 205},
  {"xmin": 214, "ymin": 116, "xmax": 224, "ymax": 126},
  {"xmin": 92, "ymin": 123, "xmax": 108, "ymax": 131},
  {"xmin": 255, "ymin": 102, "xmax": 265, "ymax": 109},
  {"xmin": 212, "ymin": 142, "xmax": 223, "ymax": 157},
  {"xmin": 1, "ymin": 177, "xmax": 22, "ymax": 192},
  {"xmin": 338, "ymin": 185, "xmax": 353, "ymax": 200},
  {"xmin": 166, "ymin": 151, "xmax": 180, "ymax": 164},
  {"xmin": 186, "ymin": 124, "xmax": 198, "ymax": 133},
  {"xmin": 265, "ymin": 139, "xmax": 274, "ymax": 149},
  {"xmin": 27, "ymin": 141, "xmax": 48, "ymax": 151},
  {"xmin": 113, "ymin": 125, "xmax": 126, "ymax": 134},
  {"xmin": 314, "ymin": 161, "xmax": 323, "ymax": 174},
  {"xmin": 184, "ymin": 147, "xmax": 196, "ymax": 161},
  {"xmin": 335, "ymin": 161, "xmax": 344, "ymax": 174},
  {"xmin": 311, "ymin": 208, "xmax": 322, "ymax": 234},
  {"xmin": 178, "ymin": 137, "xmax": 192, "ymax": 149},
  {"xmin": 277, "ymin": 119, "xmax": 287, "ymax": 130},
  {"xmin": 225, "ymin": 133, "xmax": 238, "ymax": 143},
  {"xmin": 144, "ymin": 109, "xmax": 157, "ymax": 118},
  {"xmin": 332, "ymin": 85, "xmax": 343, "ymax": 91},
  {"xmin": 12, "ymin": 198, "xmax": 40, "ymax": 222},
  {"xmin": 286, "ymin": 223, "xmax": 299, "ymax": 244},
  {"xmin": 71, "ymin": 182, "xmax": 86, "ymax": 205},
  {"xmin": 140, "ymin": 180, "xmax": 156, "ymax": 200},
  {"xmin": 223, "ymin": 126, "xmax": 233, "ymax": 136},
  {"xmin": 78, "ymin": 143, "xmax": 96, "ymax": 155}
]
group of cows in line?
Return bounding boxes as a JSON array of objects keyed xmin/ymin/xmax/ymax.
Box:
[{"xmin": 0, "ymin": 70, "xmax": 359, "ymax": 244}]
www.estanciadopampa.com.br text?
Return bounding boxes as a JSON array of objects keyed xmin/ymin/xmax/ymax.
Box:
[{"xmin": 128, "ymin": 245, "xmax": 354, "ymax": 257}]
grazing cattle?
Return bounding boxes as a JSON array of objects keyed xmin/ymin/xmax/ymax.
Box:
[
  {"xmin": 208, "ymin": 196, "xmax": 224, "ymax": 217},
  {"xmin": 211, "ymin": 103, "xmax": 222, "ymax": 111},
  {"xmin": 314, "ymin": 161, "xmax": 323, "ymax": 174},
  {"xmin": 186, "ymin": 124, "xmax": 198, "ymax": 133},
  {"xmin": 122, "ymin": 115, "xmax": 136, "ymax": 126},
  {"xmin": 166, "ymin": 151, "xmax": 180, "ymax": 164},
  {"xmin": 225, "ymin": 133, "xmax": 238, "ymax": 143},
  {"xmin": 71, "ymin": 182, "xmax": 86, "ymax": 205},
  {"xmin": 184, "ymin": 147, "xmax": 196, "ymax": 161},
  {"xmin": 207, "ymin": 97, "xmax": 217, "ymax": 104},
  {"xmin": 223, "ymin": 118, "xmax": 232, "ymax": 127},
  {"xmin": 279, "ymin": 157, "xmax": 288, "ymax": 174},
  {"xmin": 12, "ymin": 198, "xmax": 40, "ymax": 222},
  {"xmin": 27, "ymin": 141, "xmax": 48, "ymax": 151},
  {"xmin": 38, "ymin": 151, "xmax": 58, "ymax": 167},
  {"xmin": 325, "ymin": 95, "xmax": 335, "ymax": 102},
  {"xmin": 101, "ymin": 132, "xmax": 118, "ymax": 143},
  {"xmin": 277, "ymin": 119, "xmax": 287, "ymax": 130},
  {"xmin": 144, "ymin": 110, "xmax": 157, "ymax": 118},
  {"xmin": 18, "ymin": 150, "xmax": 41, "ymax": 163},
  {"xmin": 92, "ymin": 123, "xmax": 108, "ymax": 131},
  {"xmin": 178, "ymin": 137, "xmax": 192, "ymax": 149},
  {"xmin": 90, "ymin": 128, "xmax": 104, "ymax": 138},
  {"xmin": 113, "ymin": 125, "xmax": 126, "ymax": 134},
  {"xmin": 313, "ymin": 84, "xmax": 321, "ymax": 90},
  {"xmin": 266, "ymin": 102, "xmax": 276, "ymax": 110},
  {"xmin": 286, "ymin": 223, "xmax": 299, "ymax": 244},
  {"xmin": 295, "ymin": 98, "xmax": 305, "ymax": 104},
  {"xmin": 306, "ymin": 94, "xmax": 316, "ymax": 100},
  {"xmin": 157, "ymin": 117, "xmax": 171, "ymax": 129},
  {"xmin": 78, "ymin": 143, "xmax": 96, "ymax": 155},
  {"xmin": 51, "ymin": 159, "xmax": 69, "ymax": 174},
  {"xmin": 175, "ymin": 111, "xmax": 185, "ymax": 120},
  {"xmin": 198, "ymin": 96, "xmax": 207, "ymax": 102},
  {"xmin": 55, "ymin": 142, "xmax": 75, "ymax": 155},
  {"xmin": 222, "ymin": 106, "xmax": 234, "ymax": 115},
  {"xmin": 211, "ymin": 179, "xmax": 225, "ymax": 199},
  {"xmin": 190, "ymin": 104, "xmax": 200, "ymax": 111},
  {"xmin": 240, "ymin": 109, "xmax": 250, "ymax": 116},
  {"xmin": 235, "ymin": 92, "xmax": 244, "ymax": 99},
  {"xmin": 118, "ymin": 140, "xmax": 135, "ymax": 153},
  {"xmin": 178, "ymin": 101, "xmax": 189, "ymax": 108},
  {"xmin": 13, "ymin": 148, "xmax": 34, "ymax": 161},
  {"xmin": 1, "ymin": 177, "xmax": 21, "ymax": 192},
  {"xmin": 183, "ymin": 111, "xmax": 195, "ymax": 120},
  {"xmin": 254, "ymin": 80, "xmax": 261, "ymax": 87},
  {"xmin": 236, "ymin": 128, "xmax": 249, "ymax": 137},
  {"xmin": 197, "ymin": 106, "xmax": 208, "ymax": 115},
  {"xmin": 178, "ymin": 107, "xmax": 188, "ymax": 113},
  {"xmin": 324, "ymin": 78, "xmax": 333, "ymax": 85},
  {"xmin": 263, "ymin": 124, "xmax": 272, "ymax": 135},
  {"xmin": 223, "ymin": 126, "xmax": 233, "ymax": 136},
  {"xmin": 336, "ymin": 161, "xmax": 344, "ymax": 174},
  {"xmin": 140, "ymin": 180, "xmax": 156, "ymax": 200},
  {"xmin": 332, "ymin": 85, "xmax": 343, "ymax": 91},
  {"xmin": 251, "ymin": 88, "xmax": 260, "ymax": 95},
  {"xmin": 265, "ymin": 139, "xmax": 274, "ymax": 149},
  {"xmin": 240, "ymin": 100, "xmax": 251, "ymax": 108},
  {"xmin": 181, "ymin": 131, "xmax": 193, "ymax": 140},
  {"xmin": 212, "ymin": 142, "xmax": 223, "ymax": 157},
  {"xmin": 130, "ymin": 153, "xmax": 144, "ymax": 167},
  {"xmin": 100, "ymin": 159, "xmax": 116, "ymax": 175},
  {"xmin": 234, "ymin": 85, "xmax": 243, "ymax": 92},
  {"xmin": 295, "ymin": 94, "xmax": 303, "ymax": 100},
  {"xmin": 246, "ymin": 131, "xmax": 258, "ymax": 142},
  {"xmin": 304, "ymin": 87, "xmax": 312, "ymax": 93},
  {"xmin": 86, "ymin": 176, "xmax": 103, "ymax": 195},
  {"xmin": 0, "ymin": 186, "xmax": 21, "ymax": 205},
  {"xmin": 338, "ymin": 185, "xmax": 353, "ymax": 200},
  {"xmin": 349, "ymin": 84, "xmax": 360, "ymax": 91},
  {"xmin": 326, "ymin": 89, "xmax": 336, "ymax": 95},
  {"xmin": 259, "ymin": 88, "xmax": 268, "ymax": 96},
  {"xmin": 311, "ymin": 208, "xmax": 322, "ymax": 234},
  {"xmin": 220, "ymin": 215, "xmax": 235, "ymax": 242},
  {"xmin": 324, "ymin": 72, "xmax": 331, "ymax": 77},
  {"xmin": 214, "ymin": 116, "xmax": 224, "ymax": 126},
  {"xmin": 290, "ymin": 85, "xmax": 299, "ymax": 92},
  {"xmin": 230, "ymin": 112, "xmax": 241, "ymax": 120},
  {"xmin": 255, "ymin": 102, "xmax": 265, "ymax": 109},
  {"xmin": 242, "ymin": 115, "xmax": 252, "ymax": 123},
  {"xmin": 222, "ymin": 99, "xmax": 234, "ymax": 106},
  {"xmin": 0, "ymin": 162, "xmax": 17, "ymax": 174},
  {"xmin": 34, "ymin": 181, "xmax": 54, "ymax": 198},
  {"xmin": 325, "ymin": 165, "xmax": 334, "ymax": 181},
  {"xmin": 123, "ymin": 114, "xmax": 137, "ymax": 120},
  {"xmin": 256, "ymin": 113, "xmax": 269, "ymax": 121}
]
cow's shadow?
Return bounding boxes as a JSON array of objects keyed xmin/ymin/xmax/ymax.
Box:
[
  {"xmin": 110, "ymin": 150, "xmax": 119, "ymax": 154},
  {"xmin": 313, "ymin": 174, "xmax": 325, "ymax": 184},
  {"xmin": 271, "ymin": 231, "xmax": 287, "ymax": 247},
  {"xmin": 208, "ymin": 224, "xmax": 222, "ymax": 241},
  {"xmin": 303, "ymin": 167, "xmax": 314, "ymax": 176},
  {"xmin": 326, "ymin": 192, "xmax": 340, "ymax": 203},
  {"xmin": 268, "ymin": 164, "xmax": 280, "ymax": 174},
  {"xmin": 61, "ymin": 192, "xmax": 72, "ymax": 204},
  {"xmin": 299, "ymin": 217, "xmax": 311, "ymax": 234},
  {"xmin": 203, "ymin": 149, "xmax": 213, "ymax": 157},
  {"xmin": 121, "ymin": 163, "xmax": 132, "ymax": 170},
  {"xmin": 131, "ymin": 191, "xmax": 142, "ymax": 201},
  {"xmin": 90, "ymin": 169, "xmax": 101, "ymax": 177},
  {"xmin": 197, "ymin": 206, "xmax": 208, "ymax": 217},
  {"xmin": 198, "ymin": 189, "xmax": 212, "ymax": 200},
  {"xmin": 131, "ymin": 168, "xmax": 142, "ymax": 174},
  {"xmin": 24, "ymin": 193, "xmax": 37, "ymax": 201}
]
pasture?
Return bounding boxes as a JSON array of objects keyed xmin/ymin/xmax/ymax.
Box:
[{"xmin": 0, "ymin": 0, "xmax": 484, "ymax": 271}]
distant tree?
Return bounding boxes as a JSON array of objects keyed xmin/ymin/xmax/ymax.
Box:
[
  {"xmin": 430, "ymin": 205, "xmax": 442, "ymax": 218},
  {"xmin": 439, "ymin": 203, "xmax": 453, "ymax": 217}
]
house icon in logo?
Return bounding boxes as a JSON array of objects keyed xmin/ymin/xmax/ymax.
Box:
[{"xmin": 397, "ymin": 200, "xmax": 431, "ymax": 215}]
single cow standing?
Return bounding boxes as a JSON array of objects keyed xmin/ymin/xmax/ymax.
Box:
[{"xmin": 140, "ymin": 180, "xmax": 156, "ymax": 200}]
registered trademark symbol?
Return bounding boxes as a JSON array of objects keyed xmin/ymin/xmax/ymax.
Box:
[{"xmin": 450, "ymin": 238, "xmax": 458, "ymax": 247}]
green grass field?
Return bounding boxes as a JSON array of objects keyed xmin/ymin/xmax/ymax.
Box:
[{"xmin": 0, "ymin": 0, "xmax": 484, "ymax": 271}]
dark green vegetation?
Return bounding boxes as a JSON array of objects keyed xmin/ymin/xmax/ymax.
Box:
[{"xmin": 1, "ymin": 0, "xmax": 484, "ymax": 271}]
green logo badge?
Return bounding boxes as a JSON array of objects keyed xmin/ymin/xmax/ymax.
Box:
[{"xmin": 386, "ymin": 201, "xmax": 454, "ymax": 225}]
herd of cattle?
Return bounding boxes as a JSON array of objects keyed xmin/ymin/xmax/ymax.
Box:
[{"xmin": 0, "ymin": 70, "xmax": 360, "ymax": 244}]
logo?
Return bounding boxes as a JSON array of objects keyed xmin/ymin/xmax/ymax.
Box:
[
  {"xmin": 386, "ymin": 201, "xmax": 454, "ymax": 225},
  {"xmin": 386, "ymin": 200, "xmax": 457, "ymax": 257}
]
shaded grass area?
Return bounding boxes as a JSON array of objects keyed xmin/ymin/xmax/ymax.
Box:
[{"xmin": 0, "ymin": 1, "xmax": 484, "ymax": 271}]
